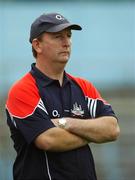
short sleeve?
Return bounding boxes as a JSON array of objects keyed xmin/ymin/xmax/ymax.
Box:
[
  {"xmin": 6, "ymin": 106, "xmax": 55, "ymax": 144},
  {"xmin": 68, "ymin": 74, "xmax": 117, "ymax": 119},
  {"xmin": 6, "ymin": 73, "xmax": 55, "ymax": 144},
  {"xmin": 85, "ymin": 82, "xmax": 117, "ymax": 119}
]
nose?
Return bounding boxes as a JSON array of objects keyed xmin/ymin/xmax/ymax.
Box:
[{"xmin": 62, "ymin": 36, "xmax": 71, "ymax": 47}]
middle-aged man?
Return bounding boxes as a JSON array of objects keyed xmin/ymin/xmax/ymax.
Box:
[{"xmin": 6, "ymin": 12, "xmax": 120, "ymax": 180}]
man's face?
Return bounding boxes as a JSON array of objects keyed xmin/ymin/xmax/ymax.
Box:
[{"xmin": 38, "ymin": 28, "xmax": 72, "ymax": 64}]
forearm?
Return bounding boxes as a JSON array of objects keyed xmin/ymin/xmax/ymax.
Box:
[
  {"xmin": 35, "ymin": 127, "xmax": 88, "ymax": 152},
  {"xmin": 65, "ymin": 116, "xmax": 120, "ymax": 143}
]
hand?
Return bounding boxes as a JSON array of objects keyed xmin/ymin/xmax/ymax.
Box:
[
  {"xmin": 51, "ymin": 118, "xmax": 59, "ymax": 126},
  {"xmin": 51, "ymin": 118, "xmax": 76, "ymax": 129}
]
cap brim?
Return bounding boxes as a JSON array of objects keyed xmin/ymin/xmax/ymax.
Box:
[{"xmin": 46, "ymin": 23, "xmax": 82, "ymax": 32}]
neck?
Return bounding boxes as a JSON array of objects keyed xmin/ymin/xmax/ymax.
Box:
[{"xmin": 35, "ymin": 60, "xmax": 66, "ymax": 86}]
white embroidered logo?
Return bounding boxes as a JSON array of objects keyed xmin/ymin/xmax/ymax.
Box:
[
  {"xmin": 71, "ymin": 102, "xmax": 84, "ymax": 116},
  {"xmin": 56, "ymin": 14, "xmax": 64, "ymax": 20}
]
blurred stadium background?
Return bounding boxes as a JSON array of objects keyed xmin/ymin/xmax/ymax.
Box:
[{"xmin": 0, "ymin": 0, "xmax": 135, "ymax": 179}]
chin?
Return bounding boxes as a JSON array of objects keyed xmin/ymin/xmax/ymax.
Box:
[
  {"xmin": 63, "ymin": 58, "xmax": 69, "ymax": 63},
  {"xmin": 59, "ymin": 57, "xmax": 69, "ymax": 63},
  {"xmin": 59, "ymin": 60, "xmax": 68, "ymax": 66}
]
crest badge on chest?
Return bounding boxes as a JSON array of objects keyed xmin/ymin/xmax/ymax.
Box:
[{"xmin": 71, "ymin": 102, "xmax": 84, "ymax": 117}]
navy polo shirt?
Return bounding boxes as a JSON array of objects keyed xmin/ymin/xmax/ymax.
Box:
[{"xmin": 6, "ymin": 63, "xmax": 116, "ymax": 180}]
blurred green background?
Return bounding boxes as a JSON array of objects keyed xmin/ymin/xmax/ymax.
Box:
[{"xmin": 0, "ymin": 0, "xmax": 135, "ymax": 179}]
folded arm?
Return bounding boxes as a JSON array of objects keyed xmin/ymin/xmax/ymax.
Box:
[
  {"xmin": 53, "ymin": 116, "xmax": 120, "ymax": 143},
  {"xmin": 34, "ymin": 116, "xmax": 120, "ymax": 152},
  {"xmin": 65, "ymin": 116, "xmax": 120, "ymax": 143},
  {"xmin": 34, "ymin": 127, "xmax": 88, "ymax": 152}
]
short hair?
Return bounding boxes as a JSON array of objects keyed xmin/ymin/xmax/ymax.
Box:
[{"xmin": 32, "ymin": 33, "xmax": 44, "ymax": 58}]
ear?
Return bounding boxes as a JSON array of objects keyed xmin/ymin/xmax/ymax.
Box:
[{"xmin": 32, "ymin": 39, "xmax": 42, "ymax": 54}]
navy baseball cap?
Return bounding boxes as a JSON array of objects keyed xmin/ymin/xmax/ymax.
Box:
[{"xmin": 29, "ymin": 13, "xmax": 82, "ymax": 43}]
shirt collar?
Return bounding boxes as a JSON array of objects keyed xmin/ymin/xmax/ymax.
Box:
[{"xmin": 30, "ymin": 63, "xmax": 72, "ymax": 87}]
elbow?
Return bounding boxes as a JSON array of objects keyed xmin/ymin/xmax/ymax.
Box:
[
  {"xmin": 114, "ymin": 126, "xmax": 120, "ymax": 140},
  {"xmin": 40, "ymin": 138, "xmax": 54, "ymax": 151},
  {"xmin": 111, "ymin": 125, "xmax": 120, "ymax": 141},
  {"xmin": 35, "ymin": 135, "xmax": 54, "ymax": 151},
  {"xmin": 95, "ymin": 124, "xmax": 120, "ymax": 144},
  {"xmin": 107, "ymin": 117, "xmax": 120, "ymax": 142}
]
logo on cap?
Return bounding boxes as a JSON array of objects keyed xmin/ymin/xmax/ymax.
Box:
[{"xmin": 56, "ymin": 14, "xmax": 64, "ymax": 20}]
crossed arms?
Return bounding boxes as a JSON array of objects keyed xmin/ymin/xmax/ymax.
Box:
[{"xmin": 35, "ymin": 116, "xmax": 120, "ymax": 152}]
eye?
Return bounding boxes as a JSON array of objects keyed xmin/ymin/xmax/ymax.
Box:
[
  {"xmin": 55, "ymin": 34, "xmax": 61, "ymax": 38},
  {"xmin": 67, "ymin": 32, "xmax": 72, "ymax": 38}
]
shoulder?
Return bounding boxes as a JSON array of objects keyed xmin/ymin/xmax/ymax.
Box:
[
  {"xmin": 6, "ymin": 73, "xmax": 40, "ymax": 118},
  {"xmin": 8, "ymin": 72, "xmax": 38, "ymax": 94},
  {"xmin": 67, "ymin": 73, "xmax": 102, "ymax": 99}
]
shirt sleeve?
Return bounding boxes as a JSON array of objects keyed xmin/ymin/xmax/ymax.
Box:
[
  {"xmin": 6, "ymin": 105, "xmax": 55, "ymax": 144},
  {"xmin": 70, "ymin": 76, "xmax": 117, "ymax": 119},
  {"xmin": 6, "ymin": 73, "xmax": 55, "ymax": 144},
  {"xmin": 85, "ymin": 81, "xmax": 117, "ymax": 119}
]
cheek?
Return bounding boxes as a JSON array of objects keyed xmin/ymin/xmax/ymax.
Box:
[
  {"xmin": 45, "ymin": 41, "xmax": 56, "ymax": 50},
  {"xmin": 41, "ymin": 43, "xmax": 50, "ymax": 53},
  {"xmin": 42, "ymin": 44, "xmax": 57, "ymax": 57}
]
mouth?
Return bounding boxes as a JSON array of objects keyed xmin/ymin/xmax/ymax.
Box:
[
  {"xmin": 60, "ymin": 51, "xmax": 69, "ymax": 53},
  {"xmin": 60, "ymin": 51, "xmax": 70, "ymax": 56}
]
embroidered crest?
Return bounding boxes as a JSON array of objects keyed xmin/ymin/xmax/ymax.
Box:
[{"xmin": 71, "ymin": 102, "xmax": 84, "ymax": 116}]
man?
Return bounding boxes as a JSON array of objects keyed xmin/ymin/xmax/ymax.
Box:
[{"xmin": 6, "ymin": 13, "xmax": 120, "ymax": 180}]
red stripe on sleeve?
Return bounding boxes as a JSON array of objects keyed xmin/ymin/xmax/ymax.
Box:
[
  {"xmin": 67, "ymin": 74, "xmax": 107, "ymax": 103},
  {"xmin": 6, "ymin": 73, "xmax": 40, "ymax": 118}
]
